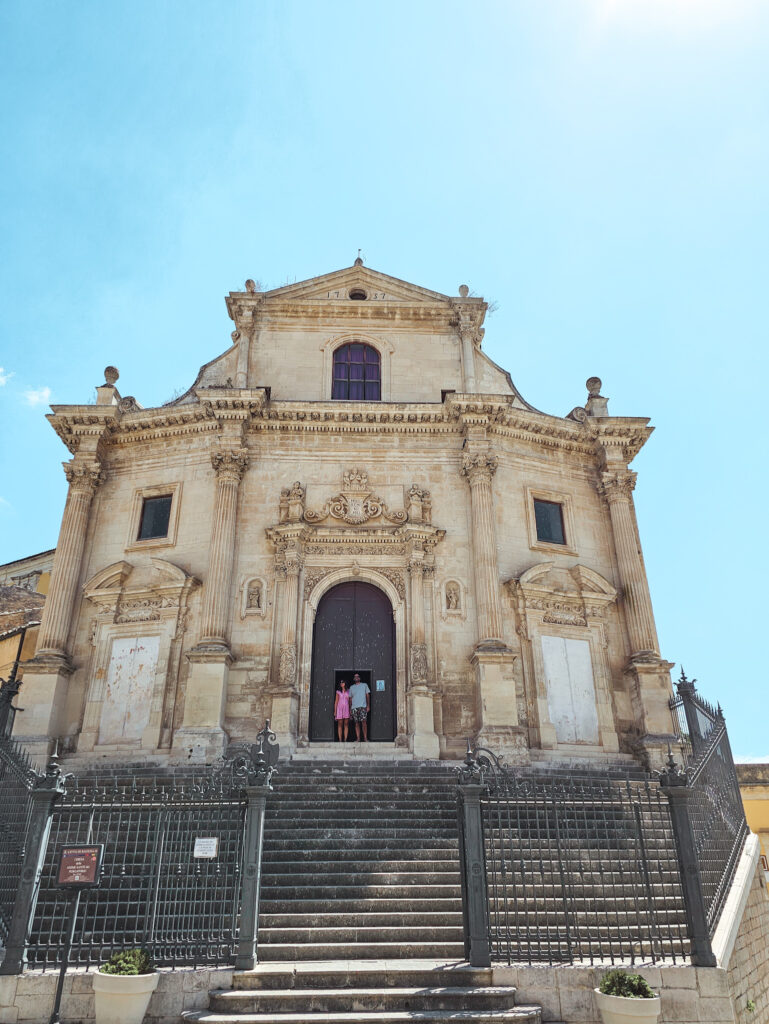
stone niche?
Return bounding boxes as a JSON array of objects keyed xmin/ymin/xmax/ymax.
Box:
[
  {"xmin": 508, "ymin": 561, "xmax": 620, "ymax": 753},
  {"xmin": 78, "ymin": 558, "xmax": 199, "ymax": 752}
]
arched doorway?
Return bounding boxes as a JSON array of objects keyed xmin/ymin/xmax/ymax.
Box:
[{"xmin": 310, "ymin": 581, "xmax": 396, "ymax": 742}]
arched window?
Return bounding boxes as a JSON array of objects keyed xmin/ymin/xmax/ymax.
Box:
[{"xmin": 331, "ymin": 343, "xmax": 381, "ymax": 401}]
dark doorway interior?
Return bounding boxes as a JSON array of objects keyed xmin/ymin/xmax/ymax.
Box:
[
  {"xmin": 334, "ymin": 670, "xmax": 371, "ymax": 742},
  {"xmin": 310, "ymin": 581, "xmax": 396, "ymax": 742}
]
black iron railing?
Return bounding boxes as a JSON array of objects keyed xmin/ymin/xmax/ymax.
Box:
[
  {"xmin": 0, "ymin": 723, "xmax": 279, "ymax": 974},
  {"xmin": 458, "ymin": 750, "xmax": 689, "ymax": 967},
  {"xmin": 27, "ymin": 768, "xmax": 247, "ymax": 969},
  {"xmin": 669, "ymin": 669, "xmax": 720, "ymax": 763},
  {"xmin": 0, "ymin": 736, "xmax": 37, "ymax": 944},
  {"xmin": 667, "ymin": 672, "xmax": 749, "ymax": 932},
  {"xmin": 458, "ymin": 676, "xmax": 750, "ymax": 969}
]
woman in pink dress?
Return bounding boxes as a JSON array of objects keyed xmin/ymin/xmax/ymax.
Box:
[{"xmin": 334, "ymin": 679, "xmax": 351, "ymax": 742}]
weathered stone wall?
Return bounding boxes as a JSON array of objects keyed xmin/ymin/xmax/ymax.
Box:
[
  {"xmin": 491, "ymin": 964, "xmax": 736, "ymax": 1024},
  {"xmin": 0, "ymin": 966, "xmax": 232, "ymax": 1024},
  {"xmin": 727, "ymin": 861, "xmax": 769, "ymax": 1024}
]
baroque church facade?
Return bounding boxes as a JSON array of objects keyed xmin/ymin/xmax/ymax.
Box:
[{"xmin": 15, "ymin": 262, "xmax": 676, "ymax": 767}]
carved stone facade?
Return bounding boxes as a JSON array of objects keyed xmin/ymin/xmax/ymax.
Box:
[{"xmin": 15, "ymin": 262, "xmax": 678, "ymax": 766}]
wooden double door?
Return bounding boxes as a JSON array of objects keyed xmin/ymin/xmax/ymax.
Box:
[{"xmin": 310, "ymin": 581, "xmax": 396, "ymax": 742}]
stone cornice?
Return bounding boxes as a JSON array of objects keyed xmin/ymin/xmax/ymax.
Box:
[
  {"xmin": 46, "ymin": 393, "xmax": 653, "ymax": 465},
  {"xmin": 227, "ymin": 296, "xmax": 461, "ymax": 328},
  {"xmin": 47, "ymin": 405, "xmax": 119, "ymax": 456}
]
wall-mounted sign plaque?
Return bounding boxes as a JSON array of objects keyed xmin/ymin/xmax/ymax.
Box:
[
  {"xmin": 193, "ymin": 837, "xmax": 219, "ymax": 859},
  {"xmin": 56, "ymin": 845, "xmax": 104, "ymax": 888},
  {"xmin": 376, "ymin": 679, "xmax": 385, "ymax": 691}
]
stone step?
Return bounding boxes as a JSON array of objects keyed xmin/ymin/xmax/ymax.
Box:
[
  {"xmin": 261, "ymin": 870, "xmax": 459, "ymax": 886},
  {"xmin": 184, "ymin": 1009, "xmax": 541, "ymax": 1024},
  {"xmin": 265, "ymin": 810, "xmax": 456, "ymax": 822},
  {"xmin": 259, "ymin": 926, "xmax": 463, "ymax": 944},
  {"xmin": 259, "ymin": 912, "xmax": 464, "ymax": 928},
  {"xmin": 260, "ymin": 898, "xmax": 462, "ymax": 914},
  {"xmin": 262, "ymin": 861, "xmax": 459, "ymax": 876},
  {"xmin": 260, "ymin": 884, "xmax": 461, "ymax": 900},
  {"xmin": 258, "ymin": 942, "xmax": 466, "ymax": 961},
  {"xmin": 263, "ymin": 838, "xmax": 458, "ymax": 852},
  {"xmin": 262, "ymin": 848, "xmax": 458, "ymax": 863},
  {"xmin": 231, "ymin": 963, "xmax": 494, "ymax": 990},
  {"xmin": 209, "ymin": 986, "xmax": 518, "ymax": 1014},
  {"xmin": 264, "ymin": 828, "xmax": 457, "ymax": 840}
]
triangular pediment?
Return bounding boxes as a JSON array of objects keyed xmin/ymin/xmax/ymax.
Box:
[{"xmin": 259, "ymin": 265, "xmax": 457, "ymax": 305}]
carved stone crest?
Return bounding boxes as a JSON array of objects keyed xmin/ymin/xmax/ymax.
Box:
[{"xmin": 304, "ymin": 468, "xmax": 407, "ymax": 526}]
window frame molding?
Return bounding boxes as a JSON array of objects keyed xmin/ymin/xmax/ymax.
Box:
[
  {"xmin": 526, "ymin": 486, "xmax": 578, "ymax": 556},
  {"xmin": 320, "ymin": 334, "xmax": 393, "ymax": 402},
  {"xmin": 125, "ymin": 482, "xmax": 183, "ymax": 552}
]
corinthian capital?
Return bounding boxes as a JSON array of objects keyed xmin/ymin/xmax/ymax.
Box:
[
  {"xmin": 63, "ymin": 460, "xmax": 105, "ymax": 494},
  {"xmin": 212, "ymin": 447, "xmax": 250, "ymax": 482},
  {"xmin": 598, "ymin": 469, "xmax": 637, "ymax": 503},
  {"xmin": 461, "ymin": 452, "xmax": 498, "ymax": 484}
]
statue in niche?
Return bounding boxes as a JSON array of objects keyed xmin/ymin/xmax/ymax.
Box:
[
  {"xmin": 446, "ymin": 582, "xmax": 460, "ymax": 611},
  {"xmin": 247, "ymin": 581, "xmax": 262, "ymax": 611}
]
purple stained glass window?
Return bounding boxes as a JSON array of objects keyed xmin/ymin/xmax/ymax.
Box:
[{"xmin": 331, "ymin": 343, "xmax": 381, "ymax": 401}]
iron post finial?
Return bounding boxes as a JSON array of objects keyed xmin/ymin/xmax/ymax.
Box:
[{"xmin": 656, "ymin": 745, "xmax": 689, "ymax": 788}]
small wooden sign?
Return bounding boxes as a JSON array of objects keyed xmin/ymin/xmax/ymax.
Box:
[
  {"xmin": 193, "ymin": 837, "xmax": 219, "ymax": 859},
  {"xmin": 56, "ymin": 845, "xmax": 104, "ymax": 888}
]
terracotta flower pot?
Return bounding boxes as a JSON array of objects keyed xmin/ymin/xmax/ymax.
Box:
[
  {"xmin": 92, "ymin": 970, "xmax": 159, "ymax": 1024},
  {"xmin": 594, "ymin": 988, "xmax": 661, "ymax": 1024}
]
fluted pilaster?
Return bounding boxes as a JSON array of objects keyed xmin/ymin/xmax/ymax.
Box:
[
  {"xmin": 198, "ymin": 448, "xmax": 249, "ymax": 647},
  {"xmin": 36, "ymin": 460, "xmax": 104, "ymax": 660},
  {"xmin": 599, "ymin": 469, "xmax": 659, "ymax": 657},
  {"xmin": 462, "ymin": 452, "xmax": 505, "ymax": 645},
  {"xmin": 278, "ymin": 551, "xmax": 302, "ymax": 688},
  {"xmin": 408, "ymin": 557, "xmax": 428, "ymax": 685}
]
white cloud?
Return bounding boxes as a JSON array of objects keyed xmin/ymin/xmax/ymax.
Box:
[
  {"xmin": 735, "ymin": 755, "xmax": 769, "ymax": 764},
  {"xmin": 24, "ymin": 386, "xmax": 52, "ymax": 407},
  {"xmin": 0, "ymin": 367, "xmax": 12, "ymax": 386},
  {"xmin": 0, "ymin": 496, "xmax": 10, "ymax": 509}
]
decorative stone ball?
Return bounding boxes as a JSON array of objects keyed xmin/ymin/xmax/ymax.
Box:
[
  {"xmin": 104, "ymin": 366, "xmax": 119, "ymax": 385},
  {"xmin": 586, "ymin": 376, "xmax": 602, "ymax": 397},
  {"xmin": 458, "ymin": 284, "xmax": 470, "ymax": 297},
  {"xmin": 245, "ymin": 279, "xmax": 256, "ymax": 293}
]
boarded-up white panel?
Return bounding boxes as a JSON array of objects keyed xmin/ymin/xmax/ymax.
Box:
[
  {"xmin": 541, "ymin": 635, "xmax": 599, "ymax": 745},
  {"xmin": 99, "ymin": 636, "xmax": 160, "ymax": 744}
]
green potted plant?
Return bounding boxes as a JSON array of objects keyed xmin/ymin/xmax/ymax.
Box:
[
  {"xmin": 91, "ymin": 948, "xmax": 159, "ymax": 1024},
  {"xmin": 594, "ymin": 969, "xmax": 661, "ymax": 1024}
]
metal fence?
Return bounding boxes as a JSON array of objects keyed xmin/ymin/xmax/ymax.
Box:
[
  {"xmin": 458, "ymin": 753, "xmax": 689, "ymax": 967},
  {"xmin": 458, "ymin": 675, "xmax": 750, "ymax": 969},
  {"xmin": 669, "ymin": 669, "xmax": 720, "ymax": 763},
  {"xmin": 0, "ymin": 724, "xmax": 278, "ymax": 974},
  {"xmin": 27, "ymin": 768, "xmax": 247, "ymax": 969},
  {"xmin": 0, "ymin": 736, "xmax": 36, "ymax": 945}
]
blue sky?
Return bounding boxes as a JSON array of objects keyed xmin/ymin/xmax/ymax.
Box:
[{"xmin": 1, "ymin": 1, "xmax": 767, "ymax": 756}]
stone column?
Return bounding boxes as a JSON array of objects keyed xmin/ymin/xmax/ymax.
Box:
[
  {"xmin": 198, "ymin": 448, "xmax": 250, "ymax": 647},
  {"xmin": 461, "ymin": 453, "xmax": 504, "ymax": 644},
  {"xmin": 278, "ymin": 549, "xmax": 301, "ymax": 689},
  {"xmin": 15, "ymin": 460, "xmax": 103, "ymax": 751},
  {"xmin": 455, "ymin": 312, "xmax": 478, "ymax": 394},
  {"xmin": 37, "ymin": 462, "xmax": 103, "ymax": 659},
  {"xmin": 461, "ymin": 452, "xmax": 525, "ymax": 760},
  {"xmin": 174, "ymin": 446, "xmax": 249, "ymax": 762},
  {"xmin": 599, "ymin": 465, "xmax": 675, "ymax": 764},
  {"xmin": 408, "ymin": 554, "xmax": 439, "ymax": 758},
  {"xmin": 270, "ymin": 545, "xmax": 302, "ymax": 754},
  {"xmin": 599, "ymin": 468, "xmax": 659, "ymax": 657}
]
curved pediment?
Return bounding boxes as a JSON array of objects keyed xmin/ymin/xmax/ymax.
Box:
[{"xmin": 83, "ymin": 560, "xmax": 133, "ymax": 596}]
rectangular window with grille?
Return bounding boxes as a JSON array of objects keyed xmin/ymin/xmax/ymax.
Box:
[
  {"xmin": 534, "ymin": 498, "xmax": 566, "ymax": 545},
  {"xmin": 137, "ymin": 495, "xmax": 173, "ymax": 540}
]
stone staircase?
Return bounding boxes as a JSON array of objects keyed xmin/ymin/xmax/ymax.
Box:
[
  {"xmin": 183, "ymin": 760, "xmax": 546, "ymax": 1024},
  {"xmin": 183, "ymin": 962, "xmax": 544, "ymax": 1024},
  {"xmin": 259, "ymin": 759, "xmax": 465, "ymax": 962}
]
